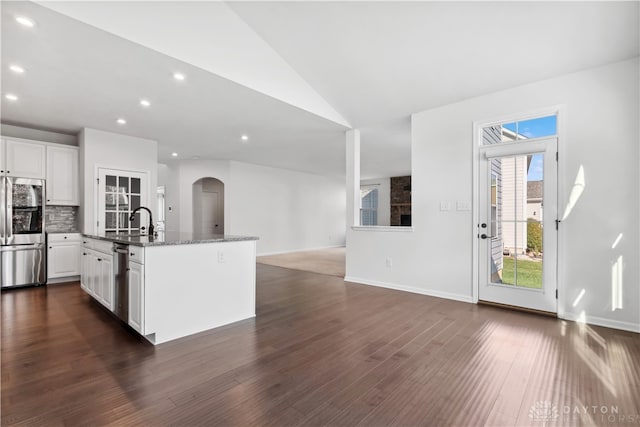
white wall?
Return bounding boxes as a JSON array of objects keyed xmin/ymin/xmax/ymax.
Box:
[
  {"xmin": 229, "ymin": 161, "xmax": 346, "ymax": 255},
  {"xmin": 162, "ymin": 159, "xmax": 346, "ymax": 255},
  {"xmin": 361, "ymin": 177, "xmax": 391, "ymax": 226},
  {"xmin": 79, "ymin": 128, "xmax": 158, "ymax": 233},
  {"xmin": 346, "ymin": 58, "xmax": 640, "ymax": 332}
]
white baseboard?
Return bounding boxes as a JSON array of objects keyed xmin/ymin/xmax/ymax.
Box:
[
  {"xmin": 344, "ymin": 276, "xmax": 474, "ymax": 304},
  {"xmin": 47, "ymin": 276, "xmax": 80, "ymax": 285},
  {"xmin": 258, "ymin": 245, "xmax": 345, "ymax": 257},
  {"xmin": 561, "ymin": 312, "xmax": 640, "ymax": 333}
]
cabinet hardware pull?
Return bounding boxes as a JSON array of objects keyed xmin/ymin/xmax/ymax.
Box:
[
  {"xmin": 97, "ymin": 258, "xmax": 102, "ymax": 261},
  {"xmin": 49, "ymin": 246, "xmax": 52, "ymax": 249},
  {"xmin": 83, "ymin": 253, "xmax": 87, "ymax": 256}
]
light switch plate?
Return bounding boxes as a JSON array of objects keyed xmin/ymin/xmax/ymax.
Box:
[
  {"xmin": 440, "ymin": 201, "xmax": 451, "ymax": 211},
  {"xmin": 456, "ymin": 201, "xmax": 472, "ymax": 211}
]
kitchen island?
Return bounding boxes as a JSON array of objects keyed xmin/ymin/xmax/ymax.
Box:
[{"xmin": 80, "ymin": 232, "xmax": 258, "ymax": 345}]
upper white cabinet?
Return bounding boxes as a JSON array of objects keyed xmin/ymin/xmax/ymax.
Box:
[
  {"xmin": 3, "ymin": 138, "xmax": 46, "ymax": 178},
  {"xmin": 46, "ymin": 145, "xmax": 79, "ymax": 205},
  {"xmin": 0, "ymin": 136, "xmax": 80, "ymax": 205}
]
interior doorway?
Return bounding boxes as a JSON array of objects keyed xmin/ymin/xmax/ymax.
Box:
[{"xmin": 192, "ymin": 177, "xmax": 224, "ymax": 235}]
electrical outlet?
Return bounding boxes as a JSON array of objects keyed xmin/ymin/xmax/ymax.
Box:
[
  {"xmin": 386, "ymin": 257, "xmax": 392, "ymax": 267},
  {"xmin": 217, "ymin": 251, "xmax": 225, "ymax": 263},
  {"xmin": 440, "ymin": 201, "xmax": 451, "ymax": 211}
]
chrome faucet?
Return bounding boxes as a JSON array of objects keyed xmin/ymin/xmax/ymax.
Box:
[{"xmin": 129, "ymin": 206, "xmax": 155, "ymax": 236}]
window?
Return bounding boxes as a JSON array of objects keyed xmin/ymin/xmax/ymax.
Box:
[
  {"xmin": 360, "ymin": 187, "xmax": 378, "ymax": 226},
  {"xmin": 97, "ymin": 168, "xmax": 148, "ymax": 234},
  {"xmin": 482, "ymin": 114, "xmax": 557, "ymax": 145}
]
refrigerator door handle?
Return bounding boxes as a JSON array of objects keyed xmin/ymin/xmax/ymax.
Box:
[{"xmin": 6, "ymin": 177, "xmax": 13, "ymax": 244}]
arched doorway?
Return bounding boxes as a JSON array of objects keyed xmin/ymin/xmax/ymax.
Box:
[{"xmin": 192, "ymin": 177, "xmax": 224, "ymax": 235}]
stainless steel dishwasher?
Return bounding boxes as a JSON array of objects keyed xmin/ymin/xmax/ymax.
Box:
[{"xmin": 113, "ymin": 243, "xmax": 129, "ymax": 323}]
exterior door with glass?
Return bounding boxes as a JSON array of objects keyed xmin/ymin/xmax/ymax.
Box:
[{"xmin": 478, "ymin": 137, "xmax": 557, "ymax": 313}]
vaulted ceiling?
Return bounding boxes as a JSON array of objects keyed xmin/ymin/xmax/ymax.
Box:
[{"xmin": 2, "ymin": 1, "xmax": 638, "ymax": 178}]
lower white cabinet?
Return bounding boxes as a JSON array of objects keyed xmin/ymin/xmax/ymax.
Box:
[
  {"xmin": 97, "ymin": 254, "xmax": 114, "ymax": 310},
  {"xmin": 80, "ymin": 247, "xmax": 93, "ymax": 294},
  {"xmin": 128, "ymin": 260, "xmax": 145, "ymax": 333},
  {"xmin": 48, "ymin": 233, "xmax": 81, "ymax": 281},
  {"xmin": 80, "ymin": 240, "xmax": 114, "ymax": 311}
]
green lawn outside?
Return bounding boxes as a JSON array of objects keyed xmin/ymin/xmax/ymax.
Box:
[{"xmin": 501, "ymin": 257, "xmax": 543, "ymax": 289}]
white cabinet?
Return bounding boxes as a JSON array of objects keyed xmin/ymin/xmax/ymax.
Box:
[
  {"xmin": 128, "ymin": 260, "xmax": 145, "ymax": 333},
  {"xmin": 47, "ymin": 233, "xmax": 81, "ymax": 280},
  {"xmin": 97, "ymin": 255, "xmax": 114, "ymax": 310},
  {"xmin": 80, "ymin": 238, "xmax": 114, "ymax": 311},
  {"xmin": 80, "ymin": 248, "xmax": 93, "ymax": 294},
  {"xmin": 3, "ymin": 138, "xmax": 46, "ymax": 178},
  {"xmin": 46, "ymin": 145, "xmax": 79, "ymax": 205}
]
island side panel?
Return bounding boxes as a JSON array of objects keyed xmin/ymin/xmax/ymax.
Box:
[{"xmin": 144, "ymin": 240, "xmax": 256, "ymax": 344}]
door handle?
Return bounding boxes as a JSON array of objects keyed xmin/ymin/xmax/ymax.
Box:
[{"xmin": 480, "ymin": 234, "xmax": 495, "ymax": 239}]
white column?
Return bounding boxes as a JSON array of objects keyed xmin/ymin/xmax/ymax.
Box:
[{"xmin": 346, "ymin": 129, "xmax": 360, "ymax": 227}]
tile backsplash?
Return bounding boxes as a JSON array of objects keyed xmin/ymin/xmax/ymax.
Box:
[{"xmin": 46, "ymin": 206, "xmax": 79, "ymax": 232}]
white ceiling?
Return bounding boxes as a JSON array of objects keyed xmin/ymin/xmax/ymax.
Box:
[
  {"xmin": 1, "ymin": 1, "xmax": 349, "ymax": 176},
  {"xmin": 228, "ymin": 1, "xmax": 639, "ymax": 175},
  {"xmin": 2, "ymin": 1, "xmax": 639, "ymax": 180}
]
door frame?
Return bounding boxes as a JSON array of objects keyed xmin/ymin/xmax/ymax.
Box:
[{"xmin": 471, "ymin": 105, "xmax": 566, "ymax": 317}]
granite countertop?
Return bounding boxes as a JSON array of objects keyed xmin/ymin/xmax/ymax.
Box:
[{"xmin": 82, "ymin": 231, "xmax": 259, "ymax": 247}]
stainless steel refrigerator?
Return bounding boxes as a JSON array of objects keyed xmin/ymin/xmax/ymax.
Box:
[{"xmin": 0, "ymin": 177, "xmax": 46, "ymax": 289}]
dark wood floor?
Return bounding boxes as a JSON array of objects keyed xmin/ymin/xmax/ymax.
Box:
[{"xmin": 2, "ymin": 265, "xmax": 639, "ymax": 426}]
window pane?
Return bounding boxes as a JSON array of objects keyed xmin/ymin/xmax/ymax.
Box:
[
  {"xmin": 105, "ymin": 193, "xmax": 117, "ymax": 209},
  {"xmin": 483, "ymin": 114, "xmax": 557, "ymax": 145},
  {"xmin": 131, "ymin": 195, "xmax": 140, "ymax": 211},
  {"xmin": 131, "ymin": 178, "xmax": 141, "ymax": 194},
  {"xmin": 518, "ymin": 115, "xmax": 556, "ymax": 139},
  {"xmin": 501, "ymin": 122, "xmax": 517, "ymax": 141},
  {"xmin": 106, "ymin": 212, "xmax": 117, "ymax": 229},
  {"xmin": 106, "ymin": 175, "xmax": 117, "ymax": 187},
  {"xmin": 118, "ymin": 176, "xmax": 129, "ymax": 193}
]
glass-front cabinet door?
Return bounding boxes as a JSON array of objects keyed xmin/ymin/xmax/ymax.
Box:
[{"xmin": 96, "ymin": 168, "xmax": 148, "ymax": 235}]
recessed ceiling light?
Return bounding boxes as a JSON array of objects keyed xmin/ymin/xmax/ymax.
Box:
[
  {"xmin": 5, "ymin": 94, "xmax": 18, "ymax": 101},
  {"xmin": 15, "ymin": 16, "xmax": 35, "ymax": 27},
  {"xmin": 241, "ymin": 135, "xmax": 249, "ymax": 141},
  {"xmin": 171, "ymin": 152, "xmax": 178, "ymax": 157},
  {"xmin": 173, "ymin": 72, "xmax": 185, "ymax": 81},
  {"xmin": 9, "ymin": 65, "xmax": 25, "ymax": 74},
  {"xmin": 116, "ymin": 118, "xmax": 127, "ymax": 125},
  {"xmin": 140, "ymin": 99, "xmax": 151, "ymax": 107}
]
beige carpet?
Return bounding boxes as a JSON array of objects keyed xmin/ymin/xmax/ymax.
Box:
[{"xmin": 257, "ymin": 247, "xmax": 345, "ymax": 277}]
